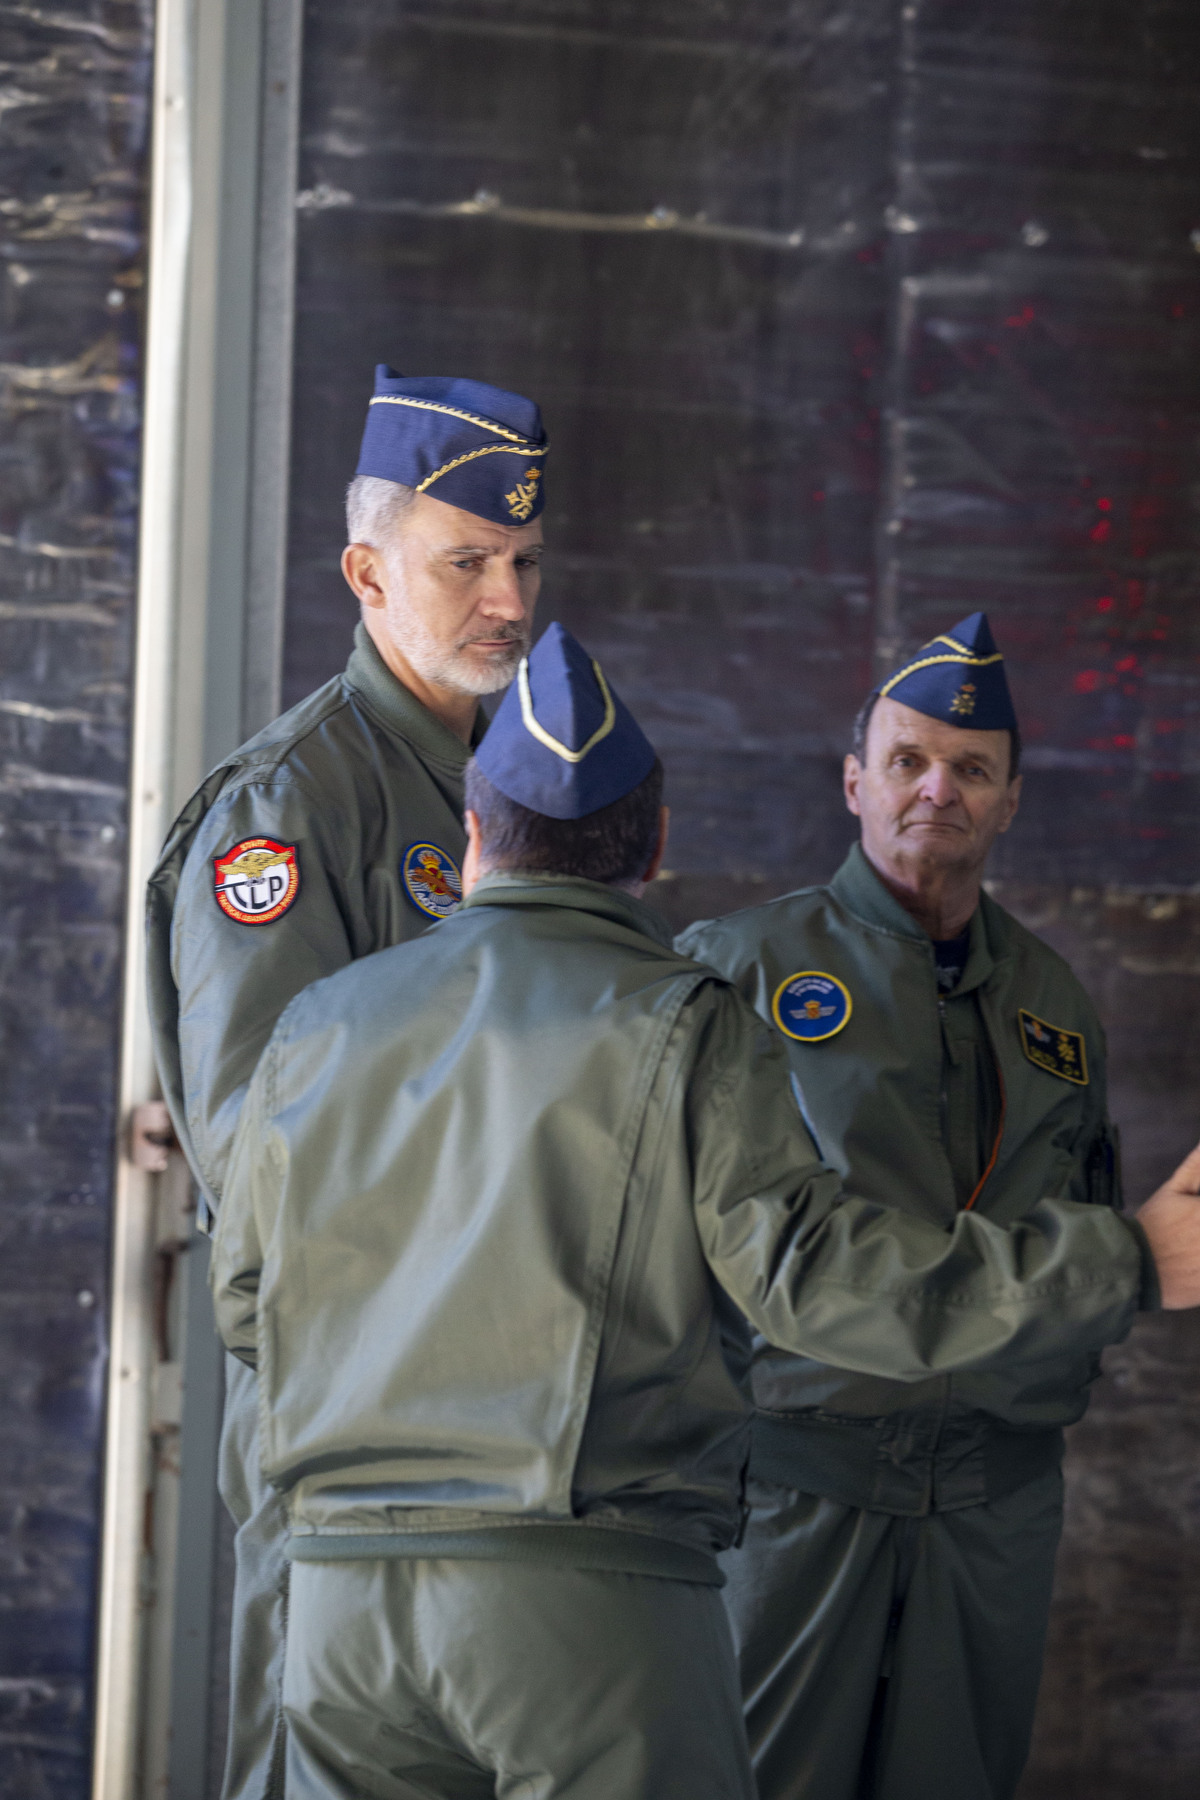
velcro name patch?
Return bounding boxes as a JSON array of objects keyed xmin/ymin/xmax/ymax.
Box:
[{"xmin": 1018, "ymin": 1009, "xmax": 1088, "ymax": 1086}]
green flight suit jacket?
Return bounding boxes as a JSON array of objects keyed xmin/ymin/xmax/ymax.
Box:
[
  {"xmin": 678, "ymin": 845, "xmax": 1154, "ymax": 1512},
  {"xmin": 145, "ymin": 624, "xmax": 479, "ymax": 1223},
  {"xmin": 210, "ymin": 873, "xmax": 1150, "ymax": 1582}
]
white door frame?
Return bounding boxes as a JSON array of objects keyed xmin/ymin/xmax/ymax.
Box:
[{"xmin": 92, "ymin": 3, "xmax": 301, "ymax": 1794}]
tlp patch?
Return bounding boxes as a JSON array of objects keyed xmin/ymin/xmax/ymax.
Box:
[
  {"xmin": 213, "ymin": 837, "xmax": 300, "ymax": 925},
  {"xmin": 1018, "ymin": 1009, "xmax": 1089, "ymax": 1086},
  {"xmin": 403, "ymin": 843, "xmax": 463, "ymax": 919},
  {"xmin": 772, "ymin": 971, "xmax": 853, "ymax": 1043}
]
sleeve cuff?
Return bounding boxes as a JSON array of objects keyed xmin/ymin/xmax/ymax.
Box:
[{"xmin": 1118, "ymin": 1212, "xmax": 1162, "ymax": 1312}]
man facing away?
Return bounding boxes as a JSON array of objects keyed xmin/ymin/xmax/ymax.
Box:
[
  {"xmin": 678, "ymin": 612, "xmax": 1153, "ymax": 1800},
  {"xmin": 146, "ymin": 366, "xmax": 549, "ymax": 1800},
  {"xmin": 210, "ymin": 621, "xmax": 1200, "ymax": 1800}
]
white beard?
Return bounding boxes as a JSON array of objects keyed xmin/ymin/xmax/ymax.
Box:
[{"xmin": 384, "ymin": 602, "xmax": 527, "ymax": 696}]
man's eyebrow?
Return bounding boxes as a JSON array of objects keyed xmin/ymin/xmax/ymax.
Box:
[
  {"xmin": 954, "ymin": 747, "xmax": 1000, "ymax": 767},
  {"xmin": 888, "ymin": 739, "xmax": 999, "ymax": 767}
]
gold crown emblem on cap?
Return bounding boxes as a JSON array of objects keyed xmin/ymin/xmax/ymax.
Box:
[{"xmin": 505, "ymin": 467, "xmax": 541, "ymax": 521}]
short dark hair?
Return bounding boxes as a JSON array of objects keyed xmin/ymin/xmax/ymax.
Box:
[
  {"xmin": 850, "ymin": 690, "xmax": 1021, "ymax": 780},
  {"xmin": 465, "ymin": 757, "xmax": 664, "ymax": 887}
]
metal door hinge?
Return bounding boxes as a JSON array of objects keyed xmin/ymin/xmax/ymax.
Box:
[{"xmin": 128, "ymin": 1100, "xmax": 178, "ymax": 1172}]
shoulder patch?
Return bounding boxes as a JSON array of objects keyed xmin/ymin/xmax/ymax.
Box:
[
  {"xmin": 403, "ymin": 842, "xmax": 462, "ymax": 920},
  {"xmin": 772, "ymin": 970, "xmax": 852, "ymax": 1043},
  {"xmin": 1018, "ymin": 1009, "xmax": 1088, "ymax": 1086},
  {"xmin": 213, "ymin": 837, "xmax": 300, "ymax": 925}
]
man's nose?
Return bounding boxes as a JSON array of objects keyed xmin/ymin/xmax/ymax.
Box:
[
  {"xmin": 478, "ymin": 560, "xmax": 528, "ymax": 620},
  {"xmin": 918, "ymin": 761, "xmax": 960, "ymax": 806}
]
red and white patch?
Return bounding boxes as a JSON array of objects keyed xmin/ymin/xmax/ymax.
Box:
[{"xmin": 213, "ymin": 837, "xmax": 300, "ymax": 926}]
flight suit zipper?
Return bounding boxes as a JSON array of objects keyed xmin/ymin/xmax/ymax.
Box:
[{"xmin": 937, "ymin": 995, "xmax": 1006, "ymax": 1213}]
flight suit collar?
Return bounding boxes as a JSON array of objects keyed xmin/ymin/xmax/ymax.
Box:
[
  {"xmin": 462, "ymin": 871, "xmax": 676, "ymax": 949},
  {"xmin": 344, "ymin": 622, "xmax": 487, "ymax": 768},
  {"xmin": 831, "ymin": 842, "xmax": 999, "ymax": 994}
]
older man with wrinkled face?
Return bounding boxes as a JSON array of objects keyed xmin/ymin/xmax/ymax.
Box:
[
  {"xmin": 679, "ymin": 614, "xmax": 1147, "ymax": 1800},
  {"xmin": 146, "ymin": 368, "xmax": 549, "ymax": 1800}
]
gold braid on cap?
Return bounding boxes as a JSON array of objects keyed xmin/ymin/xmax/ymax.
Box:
[
  {"xmin": 878, "ymin": 635, "xmax": 1003, "ymax": 698},
  {"xmin": 518, "ymin": 656, "xmax": 616, "ymax": 764}
]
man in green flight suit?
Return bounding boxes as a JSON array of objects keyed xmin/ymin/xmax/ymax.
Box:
[
  {"xmin": 207, "ymin": 621, "xmax": 1200, "ymax": 1800},
  {"xmin": 677, "ymin": 612, "xmax": 1140, "ymax": 1800},
  {"xmin": 145, "ymin": 367, "xmax": 550, "ymax": 1800}
]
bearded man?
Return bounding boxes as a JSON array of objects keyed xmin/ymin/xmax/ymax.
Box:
[
  {"xmin": 146, "ymin": 367, "xmax": 548, "ymax": 1800},
  {"xmin": 678, "ymin": 613, "xmax": 1153, "ymax": 1800}
]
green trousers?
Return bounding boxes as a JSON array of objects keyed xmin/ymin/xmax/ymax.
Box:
[
  {"xmin": 283, "ymin": 1556, "xmax": 755, "ymax": 1800},
  {"xmin": 218, "ymin": 1355, "xmax": 289, "ymax": 1800},
  {"xmin": 721, "ymin": 1470, "xmax": 1064, "ymax": 1800}
]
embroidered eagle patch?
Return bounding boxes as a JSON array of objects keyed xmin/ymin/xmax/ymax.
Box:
[
  {"xmin": 1018, "ymin": 1009, "xmax": 1088, "ymax": 1086},
  {"xmin": 213, "ymin": 837, "xmax": 300, "ymax": 925}
]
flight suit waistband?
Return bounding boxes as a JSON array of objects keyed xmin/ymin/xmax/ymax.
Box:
[
  {"xmin": 286, "ymin": 1523, "xmax": 724, "ymax": 1585},
  {"xmin": 750, "ymin": 1412, "xmax": 1064, "ymax": 1517}
]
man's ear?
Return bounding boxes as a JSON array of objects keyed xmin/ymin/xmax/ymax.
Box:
[
  {"xmin": 341, "ymin": 543, "xmax": 388, "ymax": 610},
  {"xmin": 642, "ymin": 807, "xmax": 670, "ymax": 884},
  {"xmin": 843, "ymin": 753, "xmax": 864, "ymax": 818},
  {"xmin": 997, "ymin": 772, "xmax": 1023, "ymax": 834},
  {"xmin": 461, "ymin": 810, "xmax": 483, "ymax": 896}
]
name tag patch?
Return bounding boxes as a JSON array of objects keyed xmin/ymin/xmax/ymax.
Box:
[
  {"xmin": 772, "ymin": 971, "xmax": 853, "ymax": 1043},
  {"xmin": 403, "ymin": 843, "xmax": 462, "ymax": 919},
  {"xmin": 1018, "ymin": 1009, "xmax": 1088, "ymax": 1085},
  {"xmin": 213, "ymin": 837, "xmax": 300, "ymax": 925}
]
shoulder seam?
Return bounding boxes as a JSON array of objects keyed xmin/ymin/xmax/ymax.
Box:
[
  {"xmin": 681, "ymin": 884, "xmax": 834, "ymax": 940},
  {"xmin": 217, "ymin": 682, "xmax": 354, "ymax": 784}
]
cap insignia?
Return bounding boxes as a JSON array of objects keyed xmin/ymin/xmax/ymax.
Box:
[
  {"xmin": 505, "ymin": 467, "xmax": 542, "ymax": 521},
  {"xmin": 950, "ymin": 682, "xmax": 977, "ymax": 717}
]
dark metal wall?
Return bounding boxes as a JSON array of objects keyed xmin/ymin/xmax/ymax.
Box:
[
  {"xmin": 886, "ymin": 1, "xmax": 1200, "ymax": 889},
  {"xmin": 284, "ymin": 4, "xmax": 1200, "ymax": 1794},
  {"xmin": 284, "ymin": 0, "xmax": 893, "ymax": 885},
  {"xmin": 0, "ymin": 4, "xmax": 151, "ymax": 1796}
]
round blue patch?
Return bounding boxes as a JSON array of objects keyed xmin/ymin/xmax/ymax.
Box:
[
  {"xmin": 772, "ymin": 970, "xmax": 852, "ymax": 1043},
  {"xmin": 402, "ymin": 843, "xmax": 463, "ymax": 920}
]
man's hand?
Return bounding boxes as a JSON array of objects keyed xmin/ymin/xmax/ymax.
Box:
[{"xmin": 1136, "ymin": 1141, "xmax": 1200, "ymax": 1309}]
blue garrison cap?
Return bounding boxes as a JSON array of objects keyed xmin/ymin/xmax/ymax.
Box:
[
  {"xmin": 876, "ymin": 612, "xmax": 1018, "ymax": 732},
  {"xmin": 356, "ymin": 367, "xmax": 548, "ymax": 527},
  {"xmin": 475, "ymin": 623, "xmax": 657, "ymax": 819}
]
